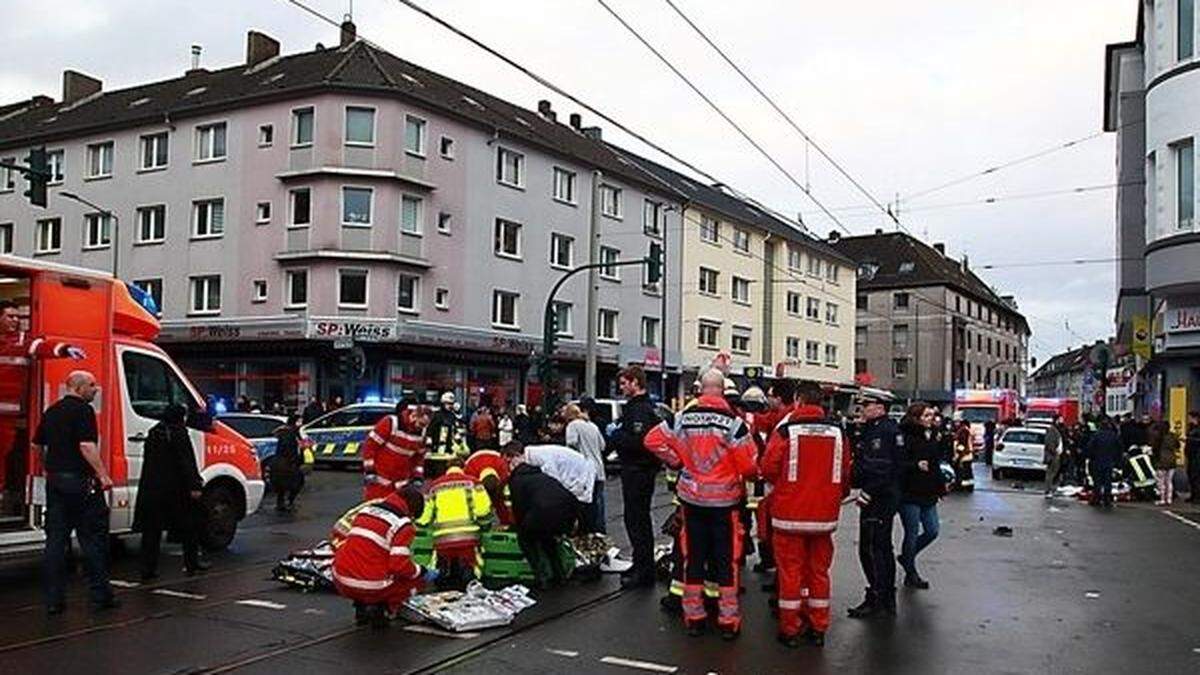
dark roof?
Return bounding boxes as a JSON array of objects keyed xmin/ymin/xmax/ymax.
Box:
[
  {"xmin": 0, "ymin": 40, "xmax": 665, "ymax": 194},
  {"xmin": 830, "ymin": 231, "xmax": 1029, "ymax": 332},
  {"xmin": 611, "ymin": 145, "xmax": 853, "ymax": 264},
  {"xmin": 1029, "ymin": 343, "xmax": 1092, "ymax": 380}
]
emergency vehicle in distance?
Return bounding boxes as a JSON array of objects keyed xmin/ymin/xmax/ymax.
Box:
[
  {"xmin": 1024, "ymin": 397, "xmax": 1080, "ymax": 428},
  {"xmin": 0, "ymin": 256, "xmax": 264, "ymax": 555},
  {"xmin": 953, "ymin": 389, "xmax": 1021, "ymax": 450}
]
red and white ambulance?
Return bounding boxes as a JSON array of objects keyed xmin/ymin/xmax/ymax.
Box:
[
  {"xmin": 0, "ymin": 256, "xmax": 263, "ymax": 555},
  {"xmin": 953, "ymin": 389, "xmax": 1021, "ymax": 450}
]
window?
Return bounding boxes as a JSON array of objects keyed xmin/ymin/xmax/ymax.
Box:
[
  {"xmin": 258, "ymin": 124, "xmax": 274, "ymax": 146},
  {"xmin": 732, "ymin": 331, "xmax": 751, "ymax": 355},
  {"xmin": 133, "ymin": 278, "xmax": 163, "ymax": 313},
  {"xmin": 698, "ymin": 321, "xmax": 720, "ymax": 348},
  {"xmin": 83, "ymin": 213, "xmax": 112, "ymax": 249},
  {"xmin": 699, "ymin": 267, "xmax": 719, "ymax": 295},
  {"xmin": 641, "ymin": 316, "xmax": 660, "ymax": 347},
  {"xmin": 553, "ymin": 167, "xmax": 576, "ymax": 203},
  {"xmin": 643, "ymin": 199, "xmax": 663, "ymax": 236},
  {"xmin": 1181, "ymin": 0, "xmax": 1195, "ymax": 60},
  {"xmin": 550, "ymin": 233, "xmax": 574, "ymax": 268},
  {"xmin": 856, "ymin": 358, "xmax": 869, "ymax": 374},
  {"xmin": 437, "ymin": 212, "xmax": 452, "ymax": 235},
  {"xmin": 552, "ymin": 301, "xmax": 573, "ymax": 336},
  {"xmin": 599, "ymin": 184, "xmax": 622, "ymax": 218},
  {"xmin": 435, "ymin": 287, "xmax": 449, "ymax": 310},
  {"xmin": 807, "ymin": 255, "xmax": 822, "ymax": 277},
  {"xmin": 285, "ymin": 270, "xmax": 308, "ymax": 308},
  {"xmin": 826, "ymin": 264, "xmax": 839, "ymax": 283},
  {"xmin": 492, "ymin": 290, "xmax": 519, "ymax": 328},
  {"xmin": 892, "ymin": 357, "xmax": 909, "ymax": 378},
  {"xmin": 195, "ymin": 122, "xmax": 227, "ymax": 161},
  {"xmin": 955, "ymin": 296, "xmax": 962, "ymax": 313},
  {"xmin": 824, "ymin": 344, "xmax": 838, "ymax": 367},
  {"xmin": 987, "ymin": 337, "xmax": 993, "ymax": 356},
  {"xmin": 35, "ymin": 218, "xmax": 61, "ymax": 253},
  {"xmin": 787, "ymin": 246, "xmax": 802, "ymax": 271},
  {"xmin": 291, "ymin": 107, "xmax": 314, "ymax": 146},
  {"xmin": 787, "ymin": 291, "xmax": 802, "ymax": 316},
  {"xmin": 1176, "ymin": 139, "xmax": 1194, "ymax": 229},
  {"xmin": 0, "ymin": 223, "xmax": 11, "ymax": 254},
  {"xmin": 439, "ymin": 136, "xmax": 455, "ymax": 159},
  {"xmin": 398, "ymin": 274, "xmax": 419, "ymax": 312},
  {"xmin": 140, "ymin": 132, "xmax": 169, "ymax": 170},
  {"xmin": 600, "ymin": 246, "xmax": 620, "ymax": 280},
  {"xmin": 190, "ymin": 275, "xmax": 221, "ymax": 314},
  {"xmin": 786, "ymin": 336, "xmax": 801, "ymax": 359},
  {"xmin": 894, "ymin": 292, "xmax": 910, "ymax": 310},
  {"xmin": 290, "ymin": 188, "xmax": 312, "ymax": 227},
  {"xmin": 252, "ymin": 279, "xmax": 268, "ymax": 303},
  {"xmin": 344, "ymin": 106, "xmax": 375, "ymax": 145},
  {"xmin": 121, "ymin": 351, "xmax": 195, "ymax": 421},
  {"xmin": 192, "ymin": 198, "xmax": 225, "ymax": 238},
  {"xmin": 893, "ymin": 324, "xmax": 910, "ymax": 350},
  {"xmin": 732, "ymin": 228, "xmax": 750, "ymax": 252},
  {"xmin": 2, "ymin": 158, "xmax": 15, "ymax": 190},
  {"xmin": 494, "ymin": 218, "xmax": 522, "ymax": 258},
  {"xmin": 898, "ymin": 261, "xmax": 915, "ymax": 274},
  {"xmin": 401, "ymin": 195, "xmax": 423, "ymax": 234},
  {"xmin": 598, "ymin": 309, "xmax": 619, "ymax": 342},
  {"xmin": 805, "ymin": 340, "xmax": 820, "ymax": 364},
  {"xmin": 496, "ymin": 147, "xmax": 524, "ymax": 187},
  {"xmin": 47, "ymin": 150, "xmax": 64, "ymax": 183},
  {"xmin": 855, "ymin": 326, "xmax": 868, "ymax": 349},
  {"xmin": 338, "ymin": 269, "xmax": 368, "ymax": 308},
  {"xmin": 86, "ymin": 142, "xmax": 113, "ymax": 178},
  {"xmin": 806, "ymin": 297, "xmax": 821, "ymax": 321},
  {"xmin": 731, "ymin": 276, "xmax": 751, "ymax": 304},
  {"xmin": 404, "ymin": 115, "xmax": 427, "ymax": 155},
  {"xmin": 136, "ymin": 205, "xmax": 166, "ymax": 243},
  {"xmin": 256, "ymin": 201, "xmax": 272, "ymax": 224},
  {"xmin": 857, "ymin": 293, "xmax": 868, "ymax": 311},
  {"xmin": 825, "ymin": 302, "xmax": 839, "ymax": 325},
  {"xmin": 342, "ymin": 187, "xmax": 372, "ymax": 226},
  {"xmin": 700, "ymin": 215, "xmax": 720, "ymax": 244}
]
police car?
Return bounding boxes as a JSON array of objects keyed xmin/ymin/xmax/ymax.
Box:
[
  {"xmin": 300, "ymin": 403, "xmax": 395, "ymax": 467},
  {"xmin": 216, "ymin": 413, "xmax": 286, "ymax": 487}
]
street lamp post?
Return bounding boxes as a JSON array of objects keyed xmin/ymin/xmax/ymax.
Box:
[{"xmin": 59, "ymin": 191, "xmax": 119, "ymax": 279}]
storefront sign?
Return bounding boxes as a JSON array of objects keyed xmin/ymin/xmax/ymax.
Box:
[
  {"xmin": 308, "ymin": 318, "xmax": 397, "ymax": 342},
  {"xmin": 159, "ymin": 318, "xmax": 307, "ymax": 342},
  {"xmin": 1169, "ymin": 386, "xmax": 1188, "ymax": 440},
  {"xmin": 1166, "ymin": 307, "xmax": 1200, "ymax": 333},
  {"xmin": 644, "ymin": 348, "xmax": 662, "ymax": 369}
]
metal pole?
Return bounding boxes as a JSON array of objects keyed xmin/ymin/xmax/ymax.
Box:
[
  {"xmin": 913, "ymin": 297, "xmax": 920, "ymax": 402},
  {"xmin": 659, "ymin": 204, "xmax": 674, "ymax": 400},
  {"xmin": 111, "ymin": 213, "xmax": 119, "ymax": 279},
  {"xmin": 585, "ymin": 170, "xmax": 601, "ymax": 397}
]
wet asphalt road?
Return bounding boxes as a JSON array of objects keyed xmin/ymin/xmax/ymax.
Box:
[{"xmin": 1, "ymin": 464, "xmax": 1198, "ymax": 674}]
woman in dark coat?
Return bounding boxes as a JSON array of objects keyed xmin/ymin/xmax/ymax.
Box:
[
  {"xmin": 133, "ymin": 404, "xmax": 206, "ymax": 580},
  {"xmin": 272, "ymin": 414, "xmax": 304, "ymax": 512},
  {"xmin": 897, "ymin": 402, "xmax": 943, "ymax": 590}
]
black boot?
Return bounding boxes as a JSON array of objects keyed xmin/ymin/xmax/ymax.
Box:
[
  {"xmin": 847, "ymin": 592, "xmax": 879, "ymax": 619},
  {"xmin": 660, "ymin": 594, "xmax": 682, "ymax": 615},
  {"xmin": 881, "ymin": 593, "xmax": 897, "ymax": 616},
  {"xmin": 904, "ymin": 573, "xmax": 930, "ymax": 590},
  {"xmin": 354, "ymin": 603, "xmax": 370, "ymax": 626},
  {"xmin": 777, "ymin": 632, "xmax": 802, "ymax": 649},
  {"xmin": 804, "ymin": 628, "xmax": 826, "ymax": 647}
]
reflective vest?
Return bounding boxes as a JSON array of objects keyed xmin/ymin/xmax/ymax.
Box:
[
  {"xmin": 1, "ymin": 331, "xmax": 73, "ymax": 415},
  {"xmin": 760, "ymin": 405, "xmax": 849, "ymax": 534},
  {"xmin": 331, "ymin": 492, "xmax": 422, "ymax": 593},
  {"xmin": 643, "ymin": 395, "xmax": 758, "ymax": 508},
  {"xmin": 416, "ymin": 467, "xmax": 494, "ymax": 548},
  {"xmin": 362, "ymin": 412, "xmax": 426, "ymax": 499},
  {"xmin": 1126, "ymin": 448, "xmax": 1156, "ymax": 489}
]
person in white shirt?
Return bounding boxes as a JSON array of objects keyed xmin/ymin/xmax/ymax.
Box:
[
  {"xmin": 564, "ymin": 403, "xmax": 607, "ymax": 533},
  {"xmin": 498, "ymin": 407, "xmax": 515, "ymax": 447},
  {"xmin": 516, "ymin": 442, "xmax": 596, "ymax": 506}
]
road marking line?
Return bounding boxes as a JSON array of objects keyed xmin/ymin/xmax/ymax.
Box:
[
  {"xmin": 599, "ymin": 656, "xmax": 679, "ymax": 673},
  {"xmin": 236, "ymin": 599, "xmax": 287, "ymax": 610},
  {"xmin": 1085, "ymin": 592, "xmax": 1101, "ymax": 599},
  {"xmin": 152, "ymin": 589, "xmax": 207, "ymax": 600},
  {"xmin": 402, "ymin": 625, "xmax": 480, "ymax": 639},
  {"xmin": 109, "ymin": 579, "xmax": 140, "ymax": 588},
  {"xmin": 1163, "ymin": 510, "xmax": 1200, "ymax": 531},
  {"xmin": 546, "ymin": 648, "xmax": 580, "ymax": 658}
]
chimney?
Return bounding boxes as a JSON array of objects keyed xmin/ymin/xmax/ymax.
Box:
[
  {"xmin": 874, "ymin": 227, "xmax": 884, "ymax": 235},
  {"xmin": 961, "ymin": 254, "xmax": 969, "ymax": 271},
  {"xmin": 581, "ymin": 126, "xmax": 602, "ymax": 141},
  {"xmin": 340, "ymin": 19, "xmax": 357, "ymax": 47},
  {"xmin": 246, "ymin": 30, "xmax": 280, "ymax": 67},
  {"xmin": 827, "ymin": 230, "xmax": 841, "ymax": 243},
  {"xmin": 62, "ymin": 70, "xmax": 101, "ymax": 104},
  {"xmin": 190, "ymin": 44, "xmax": 202, "ymax": 71},
  {"xmin": 933, "ymin": 242, "xmax": 945, "ymax": 255},
  {"xmin": 537, "ymin": 100, "xmax": 556, "ymax": 122},
  {"xmin": 569, "ymin": 113, "xmax": 582, "ymax": 130}
]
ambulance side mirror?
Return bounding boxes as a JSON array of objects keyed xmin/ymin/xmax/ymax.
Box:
[{"xmin": 187, "ymin": 408, "xmax": 214, "ymax": 432}]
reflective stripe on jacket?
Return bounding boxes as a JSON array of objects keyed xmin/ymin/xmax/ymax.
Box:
[
  {"xmin": 415, "ymin": 467, "xmax": 494, "ymax": 548},
  {"xmin": 331, "ymin": 492, "xmax": 422, "ymax": 592}
]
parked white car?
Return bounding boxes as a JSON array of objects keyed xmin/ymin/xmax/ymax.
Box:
[{"xmin": 992, "ymin": 427, "xmax": 1047, "ymax": 479}]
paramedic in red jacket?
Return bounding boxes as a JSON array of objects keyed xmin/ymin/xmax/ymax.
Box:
[
  {"xmin": 464, "ymin": 447, "xmax": 513, "ymax": 526},
  {"xmin": 331, "ymin": 484, "xmax": 433, "ymax": 628},
  {"xmin": 644, "ymin": 368, "xmax": 758, "ymax": 640},
  {"xmin": 0, "ymin": 299, "xmax": 83, "ymax": 507},
  {"xmin": 760, "ymin": 380, "xmax": 851, "ymax": 648},
  {"xmin": 362, "ymin": 403, "xmax": 429, "ymax": 501}
]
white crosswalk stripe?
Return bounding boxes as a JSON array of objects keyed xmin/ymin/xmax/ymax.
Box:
[
  {"xmin": 152, "ymin": 589, "xmax": 207, "ymax": 600},
  {"xmin": 599, "ymin": 656, "xmax": 679, "ymax": 673}
]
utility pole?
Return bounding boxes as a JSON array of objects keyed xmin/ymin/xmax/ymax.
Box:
[
  {"xmin": 585, "ymin": 170, "xmax": 601, "ymax": 397},
  {"xmin": 913, "ymin": 297, "xmax": 920, "ymax": 403}
]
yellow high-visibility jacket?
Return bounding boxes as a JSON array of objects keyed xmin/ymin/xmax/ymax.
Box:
[{"xmin": 416, "ymin": 467, "xmax": 494, "ymax": 548}]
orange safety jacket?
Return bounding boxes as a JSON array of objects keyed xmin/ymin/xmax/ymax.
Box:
[
  {"xmin": 644, "ymin": 394, "xmax": 758, "ymax": 508},
  {"xmin": 759, "ymin": 404, "xmax": 851, "ymax": 534}
]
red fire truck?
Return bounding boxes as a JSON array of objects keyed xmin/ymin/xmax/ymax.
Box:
[{"xmin": 954, "ymin": 389, "xmax": 1022, "ymax": 450}]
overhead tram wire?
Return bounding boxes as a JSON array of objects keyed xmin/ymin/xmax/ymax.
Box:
[
  {"xmin": 659, "ymin": 0, "xmax": 906, "ymax": 234},
  {"xmin": 593, "ymin": 0, "xmax": 852, "ymax": 234}
]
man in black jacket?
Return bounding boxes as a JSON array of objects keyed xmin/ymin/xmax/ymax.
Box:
[
  {"xmin": 506, "ymin": 454, "xmax": 578, "ymax": 589},
  {"xmin": 610, "ymin": 365, "xmax": 661, "ymax": 588},
  {"xmin": 1088, "ymin": 417, "xmax": 1123, "ymax": 508},
  {"xmin": 134, "ymin": 403, "xmax": 207, "ymax": 579},
  {"xmin": 848, "ymin": 393, "xmax": 905, "ymax": 618}
]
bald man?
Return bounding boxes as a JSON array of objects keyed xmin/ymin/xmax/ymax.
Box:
[{"xmin": 34, "ymin": 370, "xmax": 116, "ymax": 614}]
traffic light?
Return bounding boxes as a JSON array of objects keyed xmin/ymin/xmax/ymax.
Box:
[
  {"xmin": 646, "ymin": 242, "xmax": 663, "ymax": 284},
  {"xmin": 23, "ymin": 147, "xmax": 48, "ymax": 208}
]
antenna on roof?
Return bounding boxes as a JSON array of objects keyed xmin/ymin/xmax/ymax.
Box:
[{"xmin": 347, "ymin": 0, "xmax": 354, "ymax": 21}]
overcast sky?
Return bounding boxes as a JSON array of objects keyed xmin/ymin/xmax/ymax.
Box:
[{"xmin": 1, "ymin": 1, "xmax": 1139, "ymax": 363}]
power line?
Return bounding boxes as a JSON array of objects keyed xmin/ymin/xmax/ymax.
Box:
[
  {"xmin": 977, "ymin": 256, "xmax": 1140, "ymax": 270},
  {"xmin": 659, "ymin": 0, "xmax": 905, "ymax": 234},
  {"xmin": 593, "ymin": 0, "xmax": 852, "ymax": 234},
  {"xmin": 804, "ymin": 180, "xmax": 1144, "ymax": 218}
]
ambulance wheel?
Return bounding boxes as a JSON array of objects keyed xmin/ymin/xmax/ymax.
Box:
[{"xmin": 200, "ymin": 484, "xmax": 240, "ymax": 551}]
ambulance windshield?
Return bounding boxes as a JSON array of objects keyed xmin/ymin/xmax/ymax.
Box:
[{"xmin": 959, "ymin": 407, "xmax": 998, "ymax": 424}]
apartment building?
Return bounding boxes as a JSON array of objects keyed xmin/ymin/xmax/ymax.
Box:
[
  {"xmin": 620, "ymin": 152, "xmax": 857, "ymax": 387},
  {"xmin": 832, "ymin": 230, "xmax": 1030, "ymax": 407},
  {"xmin": 0, "ymin": 25, "xmax": 682, "ymax": 407}
]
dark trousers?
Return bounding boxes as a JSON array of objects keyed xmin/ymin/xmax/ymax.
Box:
[
  {"xmin": 581, "ymin": 480, "xmax": 607, "ymax": 534},
  {"xmin": 44, "ymin": 473, "xmax": 112, "ymax": 607},
  {"xmin": 1092, "ymin": 465, "xmax": 1114, "ymax": 505},
  {"xmin": 857, "ymin": 491, "xmax": 898, "ymax": 601},
  {"xmin": 140, "ymin": 521, "xmax": 200, "ymax": 576},
  {"xmin": 275, "ymin": 472, "xmax": 304, "ymax": 510},
  {"xmin": 1187, "ymin": 452, "xmax": 1200, "ymax": 500},
  {"xmin": 679, "ymin": 504, "xmax": 741, "ymax": 630},
  {"xmin": 519, "ymin": 508, "xmax": 575, "ymax": 585},
  {"xmin": 620, "ymin": 464, "xmax": 658, "ymax": 578}
]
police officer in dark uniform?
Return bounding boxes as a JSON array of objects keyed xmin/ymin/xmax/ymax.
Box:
[
  {"xmin": 848, "ymin": 392, "xmax": 905, "ymax": 619},
  {"xmin": 610, "ymin": 365, "xmax": 662, "ymax": 588}
]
